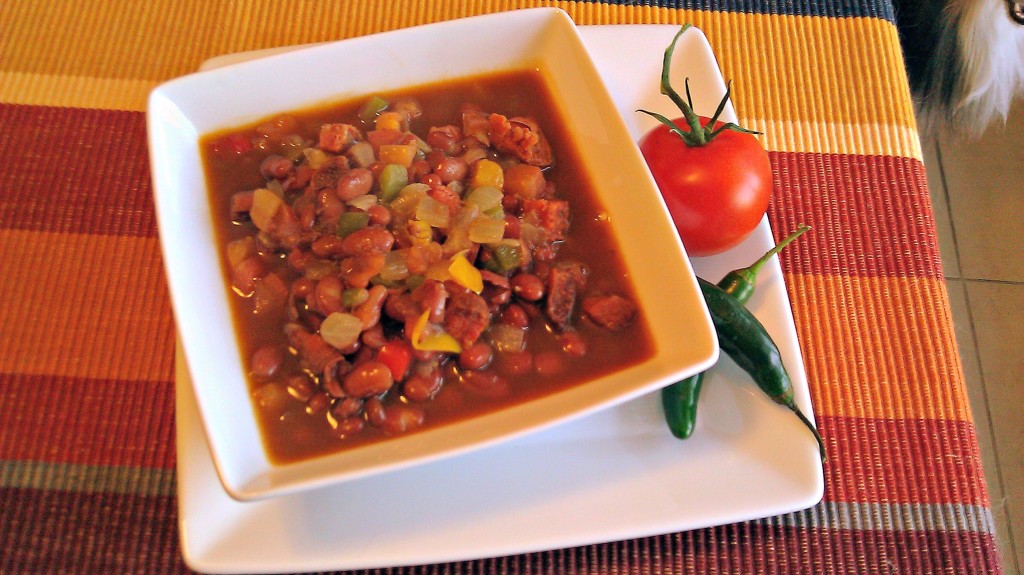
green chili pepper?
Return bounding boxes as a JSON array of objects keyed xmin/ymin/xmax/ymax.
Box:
[
  {"xmin": 661, "ymin": 225, "xmax": 811, "ymax": 441},
  {"xmin": 698, "ymin": 277, "xmax": 827, "ymax": 462}
]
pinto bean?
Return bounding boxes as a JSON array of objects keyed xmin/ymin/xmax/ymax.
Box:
[
  {"xmin": 510, "ymin": 273, "xmax": 545, "ymax": 302},
  {"xmin": 403, "ymin": 370, "xmax": 443, "ymax": 403},
  {"xmin": 534, "ymin": 351, "xmax": 566, "ymax": 376},
  {"xmin": 353, "ymin": 284, "xmax": 388, "ymax": 330},
  {"xmin": 331, "ymin": 416, "xmax": 366, "ymax": 437},
  {"xmin": 285, "ymin": 373, "xmax": 315, "ymax": 401},
  {"xmin": 314, "ymin": 276, "xmax": 344, "ymax": 315},
  {"xmin": 305, "ymin": 391, "xmax": 332, "ymax": 415},
  {"xmin": 249, "ymin": 345, "xmax": 283, "ymax": 379},
  {"xmin": 342, "ymin": 360, "xmax": 394, "ymax": 398},
  {"xmin": 459, "ymin": 341, "xmax": 493, "ymax": 371},
  {"xmin": 311, "ymin": 235, "xmax": 345, "ymax": 258},
  {"xmin": 378, "ymin": 403, "xmax": 425, "ymax": 435},
  {"xmin": 499, "ymin": 304, "xmax": 530, "ymax": 329},
  {"xmin": 336, "ymin": 168, "xmax": 374, "ymax": 200},
  {"xmin": 558, "ymin": 331, "xmax": 588, "ymax": 357},
  {"xmin": 340, "ymin": 227, "xmax": 394, "ymax": 257},
  {"xmin": 433, "ymin": 156, "xmax": 468, "ymax": 184},
  {"xmin": 330, "ymin": 397, "xmax": 364, "ymax": 420},
  {"xmin": 364, "ymin": 397, "xmax": 386, "ymax": 426},
  {"xmin": 260, "ymin": 154, "xmax": 295, "ymax": 180},
  {"xmin": 367, "ymin": 204, "xmax": 391, "ymax": 226},
  {"xmin": 460, "ymin": 370, "xmax": 510, "ymax": 399}
]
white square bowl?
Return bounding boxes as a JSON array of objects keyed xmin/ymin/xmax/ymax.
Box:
[{"xmin": 148, "ymin": 8, "xmax": 717, "ymax": 501}]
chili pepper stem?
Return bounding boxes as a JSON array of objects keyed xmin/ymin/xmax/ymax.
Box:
[
  {"xmin": 718, "ymin": 225, "xmax": 811, "ymax": 304},
  {"xmin": 789, "ymin": 403, "xmax": 827, "ymax": 463}
]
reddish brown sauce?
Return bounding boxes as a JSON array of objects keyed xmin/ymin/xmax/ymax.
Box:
[{"xmin": 202, "ymin": 70, "xmax": 653, "ymax": 464}]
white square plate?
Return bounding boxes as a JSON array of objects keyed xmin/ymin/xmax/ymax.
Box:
[
  {"xmin": 176, "ymin": 23, "xmax": 823, "ymax": 574},
  {"xmin": 151, "ymin": 9, "xmax": 716, "ymax": 501}
]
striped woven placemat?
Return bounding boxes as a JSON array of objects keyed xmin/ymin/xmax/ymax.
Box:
[{"xmin": 0, "ymin": 1, "xmax": 1001, "ymax": 573}]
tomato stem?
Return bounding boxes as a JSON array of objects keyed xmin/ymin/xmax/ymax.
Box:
[{"xmin": 636, "ymin": 24, "xmax": 760, "ymax": 147}]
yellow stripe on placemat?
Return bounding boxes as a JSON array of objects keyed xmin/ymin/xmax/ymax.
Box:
[
  {"xmin": 0, "ymin": 230, "xmax": 175, "ymax": 382},
  {"xmin": 0, "ymin": 72, "xmax": 155, "ymax": 112},
  {"xmin": 3, "ymin": 2, "xmax": 913, "ymax": 130},
  {"xmin": 787, "ymin": 273, "xmax": 971, "ymax": 423},
  {"xmin": 748, "ymin": 118, "xmax": 923, "ymax": 160}
]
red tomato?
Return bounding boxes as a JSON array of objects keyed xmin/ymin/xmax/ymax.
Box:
[
  {"xmin": 638, "ymin": 116, "xmax": 772, "ymax": 257},
  {"xmin": 376, "ymin": 340, "xmax": 413, "ymax": 382}
]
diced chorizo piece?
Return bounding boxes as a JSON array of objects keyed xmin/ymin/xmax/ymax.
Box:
[
  {"xmin": 319, "ymin": 123, "xmax": 361, "ymax": 153},
  {"xmin": 384, "ymin": 291, "xmax": 421, "ymax": 324},
  {"xmin": 284, "ymin": 323, "xmax": 343, "ymax": 375},
  {"xmin": 522, "ymin": 198, "xmax": 570, "ymax": 242},
  {"xmin": 544, "ymin": 262, "xmax": 587, "ymax": 330},
  {"xmin": 583, "ymin": 294, "xmax": 638, "ymax": 331},
  {"xmin": 252, "ymin": 272, "xmax": 289, "ymax": 316},
  {"xmin": 230, "ymin": 190, "xmax": 254, "ymax": 221},
  {"xmin": 444, "ymin": 289, "xmax": 491, "ymax": 347},
  {"xmin": 309, "ymin": 162, "xmax": 348, "ymax": 192},
  {"xmin": 412, "ymin": 278, "xmax": 448, "ymax": 323},
  {"xmin": 366, "ymin": 129, "xmax": 404, "ymax": 151},
  {"xmin": 488, "ymin": 114, "xmax": 553, "ymax": 167}
]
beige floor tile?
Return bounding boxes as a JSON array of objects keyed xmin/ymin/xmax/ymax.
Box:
[
  {"xmin": 965, "ymin": 280, "xmax": 1024, "ymax": 574},
  {"xmin": 938, "ymin": 104, "xmax": 1024, "ymax": 283},
  {"xmin": 924, "ymin": 140, "xmax": 961, "ymax": 278}
]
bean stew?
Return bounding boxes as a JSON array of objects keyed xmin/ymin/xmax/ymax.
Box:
[{"xmin": 203, "ymin": 70, "xmax": 653, "ymax": 464}]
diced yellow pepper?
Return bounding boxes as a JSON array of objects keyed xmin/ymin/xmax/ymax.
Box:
[
  {"xmin": 379, "ymin": 143, "xmax": 417, "ymax": 167},
  {"xmin": 410, "ymin": 310, "xmax": 463, "ymax": 353},
  {"xmin": 407, "ymin": 219, "xmax": 433, "ymax": 246},
  {"xmin": 375, "ymin": 111, "xmax": 405, "ymax": 131},
  {"xmin": 470, "ymin": 159, "xmax": 504, "ymax": 190},
  {"xmin": 448, "ymin": 251, "xmax": 483, "ymax": 294}
]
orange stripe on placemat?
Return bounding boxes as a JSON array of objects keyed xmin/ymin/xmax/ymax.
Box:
[
  {"xmin": 788, "ymin": 274, "xmax": 969, "ymax": 423},
  {"xmin": 769, "ymin": 151, "xmax": 943, "ymax": 280},
  {"xmin": 0, "ymin": 104, "xmax": 155, "ymax": 237},
  {"xmin": 2, "ymin": 3, "xmax": 911, "ymax": 130},
  {"xmin": 0, "ymin": 229, "xmax": 174, "ymax": 382},
  {"xmin": 0, "ymin": 373, "xmax": 175, "ymax": 469}
]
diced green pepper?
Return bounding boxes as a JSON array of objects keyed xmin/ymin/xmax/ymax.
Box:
[
  {"xmin": 358, "ymin": 95, "xmax": 389, "ymax": 124},
  {"xmin": 483, "ymin": 243, "xmax": 522, "ymax": 274},
  {"xmin": 378, "ymin": 164, "xmax": 409, "ymax": 202},
  {"xmin": 337, "ymin": 211, "xmax": 370, "ymax": 238}
]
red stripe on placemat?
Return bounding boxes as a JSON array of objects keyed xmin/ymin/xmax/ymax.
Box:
[
  {"xmin": 769, "ymin": 152, "xmax": 944, "ymax": 280},
  {"xmin": 0, "ymin": 488, "xmax": 187, "ymax": 574},
  {"xmin": 1, "ymin": 105, "xmax": 942, "ymax": 282},
  {"xmin": 821, "ymin": 416, "xmax": 988, "ymax": 507},
  {"xmin": 0, "ymin": 103, "xmax": 155, "ymax": 237},
  {"xmin": 0, "ymin": 372, "xmax": 175, "ymax": 469}
]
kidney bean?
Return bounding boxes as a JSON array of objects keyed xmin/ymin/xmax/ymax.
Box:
[
  {"xmin": 499, "ymin": 304, "xmax": 530, "ymax": 329},
  {"xmin": 285, "ymin": 373, "xmax": 315, "ymax": 401},
  {"xmin": 419, "ymin": 173, "xmax": 443, "ymax": 187},
  {"xmin": 409, "ymin": 159, "xmax": 431, "ymax": 183},
  {"xmin": 330, "ymin": 397, "xmax": 364, "ymax": 420},
  {"xmin": 249, "ymin": 345, "xmax": 283, "ymax": 379},
  {"xmin": 510, "ymin": 273, "xmax": 545, "ymax": 302},
  {"xmin": 290, "ymin": 277, "xmax": 316, "ymax": 300},
  {"xmin": 342, "ymin": 360, "xmax": 394, "ymax": 398},
  {"xmin": 232, "ymin": 256, "xmax": 268, "ymax": 294},
  {"xmin": 361, "ymin": 322, "xmax": 387, "ymax": 350},
  {"xmin": 533, "ymin": 351, "xmax": 566, "ymax": 376},
  {"xmin": 260, "ymin": 154, "xmax": 295, "ymax": 180},
  {"xmin": 314, "ymin": 275, "xmax": 344, "ymax": 315},
  {"xmin": 311, "ymin": 235, "xmax": 345, "ymax": 258},
  {"xmin": 317, "ymin": 189, "xmax": 346, "ymax": 221},
  {"xmin": 426, "ymin": 125, "xmax": 462, "ymax": 155},
  {"xmin": 354, "ymin": 285, "xmax": 388, "ymax": 330},
  {"xmin": 378, "ymin": 404, "xmax": 425, "ymax": 435},
  {"xmin": 459, "ymin": 341, "xmax": 493, "ymax": 371},
  {"xmin": 305, "ymin": 391, "xmax": 332, "ymax": 415},
  {"xmin": 403, "ymin": 371, "xmax": 443, "ymax": 403},
  {"xmin": 433, "ymin": 156, "xmax": 468, "ymax": 184},
  {"xmin": 340, "ymin": 227, "xmax": 394, "ymax": 257},
  {"xmin": 332, "ymin": 416, "xmax": 366, "ymax": 437},
  {"xmin": 336, "ymin": 168, "xmax": 374, "ymax": 200}
]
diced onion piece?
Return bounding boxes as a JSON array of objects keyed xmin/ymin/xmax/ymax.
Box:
[
  {"xmin": 424, "ymin": 259, "xmax": 452, "ymax": 282},
  {"xmin": 358, "ymin": 95, "xmax": 389, "ymax": 124},
  {"xmin": 337, "ymin": 211, "xmax": 370, "ymax": 238},
  {"xmin": 380, "ymin": 251, "xmax": 410, "ymax": 282},
  {"xmin": 407, "ymin": 219, "xmax": 433, "ymax": 246},
  {"xmin": 302, "ymin": 147, "xmax": 332, "ymax": 169},
  {"xmin": 342, "ymin": 287, "xmax": 369, "ymax": 308},
  {"xmin": 415, "ymin": 195, "xmax": 451, "ymax": 229},
  {"xmin": 464, "ymin": 185, "xmax": 503, "ymax": 212},
  {"xmin": 346, "ymin": 193, "xmax": 378, "ymax": 212},
  {"xmin": 488, "ymin": 324, "xmax": 526, "ymax": 353},
  {"xmin": 346, "ymin": 141, "xmax": 376, "ymax": 168},
  {"xmin": 410, "ymin": 310, "xmax": 463, "ymax": 353},
  {"xmin": 469, "ymin": 216, "xmax": 506, "ymax": 244},
  {"xmin": 226, "ymin": 236, "xmax": 257, "ymax": 268},
  {"xmin": 448, "ymin": 252, "xmax": 483, "ymax": 293},
  {"xmin": 320, "ymin": 312, "xmax": 363, "ymax": 350},
  {"xmin": 250, "ymin": 188, "xmax": 283, "ymax": 231}
]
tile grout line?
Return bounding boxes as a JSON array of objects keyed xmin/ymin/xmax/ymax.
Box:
[{"xmin": 937, "ymin": 137, "xmax": 1021, "ymax": 574}]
